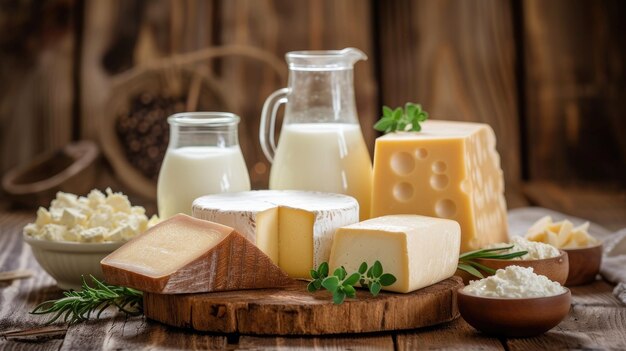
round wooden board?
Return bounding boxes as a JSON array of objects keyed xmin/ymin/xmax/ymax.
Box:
[{"xmin": 143, "ymin": 276, "xmax": 463, "ymax": 335}]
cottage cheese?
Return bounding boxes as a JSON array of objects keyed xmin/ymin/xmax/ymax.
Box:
[
  {"xmin": 23, "ymin": 189, "xmax": 159, "ymax": 243},
  {"xmin": 486, "ymin": 236, "xmax": 561, "ymax": 260},
  {"xmin": 525, "ymin": 216, "xmax": 599, "ymax": 249},
  {"xmin": 463, "ymin": 266, "xmax": 566, "ymax": 298}
]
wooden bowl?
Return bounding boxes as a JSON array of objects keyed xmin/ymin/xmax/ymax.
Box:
[
  {"xmin": 458, "ymin": 288, "xmax": 571, "ymax": 337},
  {"xmin": 456, "ymin": 250, "xmax": 569, "ymax": 285},
  {"xmin": 2, "ymin": 141, "xmax": 99, "ymax": 208},
  {"xmin": 564, "ymin": 243, "xmax": 603, "ymax": 286}
]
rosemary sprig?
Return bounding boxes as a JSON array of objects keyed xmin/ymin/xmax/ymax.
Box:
[
  {"xmin": 458, "ymin": 245, "xmax": 528, "ymax": 279},
  {"xmin": 31, "ymin": 275, "xmax": 143, "ymax": 325},
  {"xmin": 308, "ymin": 261, "xmax": 397, "ymax": 304}
]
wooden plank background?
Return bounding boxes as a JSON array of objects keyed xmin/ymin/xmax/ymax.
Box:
[{"xmin": 0, "ymin": 0, "xmax": 624, "ymax": 201}]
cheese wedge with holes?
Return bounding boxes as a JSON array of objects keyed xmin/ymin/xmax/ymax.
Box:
[
  {"xmin": 100, "ymin": 214, "xmax": 291, "ymax": 294},
  {"xmin": 329, "ymin": 215, "xmax": 461, "ymax": 293},
  {"xmin": 371, "ymin": 120, "xmax": 508, "ymax": 252},
  {"xmin": 192, "ymin": 191, "xmax": 359, "ymax": 278}
]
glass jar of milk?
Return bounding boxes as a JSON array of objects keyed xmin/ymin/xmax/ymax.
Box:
[
  {"xmin": 157, "ymin": 112, "xmax": 250, "ymax": 219},
  {"xmin": 260, "ymin": 48, "xmax": 372, "ymax": 220}
]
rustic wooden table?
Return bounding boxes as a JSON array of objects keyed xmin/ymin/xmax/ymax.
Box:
[{"xmin": 1, "ymin": 209, "xmax": 625, "ymax": 350}]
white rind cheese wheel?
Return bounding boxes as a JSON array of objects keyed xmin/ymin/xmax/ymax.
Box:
[{"xmin": 192, "ymin": 191, "xmax": 359, "ymax": 278}]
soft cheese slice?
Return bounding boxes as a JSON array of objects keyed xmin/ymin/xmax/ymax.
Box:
[
  {"xmin": 100, "ymin": 214, "xmax": 291, "ymax": 294},
  {"xmin": 329, "ymin": 215, "xmax": 461, "ymax": 293},
  {"xmin": 371, "ymin": 120, "xmax": 508, "ymax": 252},
  {"xmin": 192, "ymin": 191, "xmax": 359, "ymax": 279}
]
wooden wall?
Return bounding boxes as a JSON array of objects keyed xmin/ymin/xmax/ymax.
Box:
[{"xmin": 1, "ymin": 0, "xmax": 624, "ymax": 201}]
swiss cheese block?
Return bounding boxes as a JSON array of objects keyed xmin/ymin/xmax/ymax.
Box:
[
  {"xmin": 329, "ymin": 215, "xmax": 461, "ymax": 293},
  {"xmin": 192, "ymin": 191, "xmax": 359, "ymax": 279},
  {"xmin": 100, "ymin": 214, "xmax": 291, "ymax": 294},
  {"xmin": 371, "ymin": 120, "xmax": 508, "ymax": 252}
]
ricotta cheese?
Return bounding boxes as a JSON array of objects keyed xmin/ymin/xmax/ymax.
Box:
[
  {"xmin": 525, "ymin": 216, "xmax": 599, "ymax": 249},
  {"xmin": 486, "ymin": 236, "xmax": 560, "ymax": 260},
  {"xmin": 463, "ymin": 265, "xmax": 566, "ymax": 298},
  {"xmin": 23, "ymin": 189, "xmax": 159, "ymax": 243}
]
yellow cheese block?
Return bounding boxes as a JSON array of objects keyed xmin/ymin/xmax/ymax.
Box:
[
  {"xmin": 329, "ymin": 215, "xmax": 461, "ymax": 293},
  {"xmin": 371, "ymin": 120, "xmax": 508, "ymax": 252}
]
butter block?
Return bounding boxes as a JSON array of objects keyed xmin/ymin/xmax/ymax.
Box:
[
  {"xmin": 192, "ymin": 191, "xmax": 359, "ymax": 279},
  {"xmin": 329, "ymin": 215, "xmax": 461, "ymax": 293},
  {"xmin": 101, "ymin": 214, "xmax": 291, "ymax": 294},
  {"xmin": 371, "ymin": 120, "xmax": 508, "ymax": 252}
]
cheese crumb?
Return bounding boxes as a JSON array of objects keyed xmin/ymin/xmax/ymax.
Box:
[
  {"xmin": 486, "ymin": 236, "xmax": 561, "ymax": 260},
  {"xmin": 463, "ymin": 266, "xmax": 566, "ymax": 298},
  {"xmin": 525, "ymin": 216, "xmax": 599, "ymax": 249},
  {"xmin": 23, "ymin": 189, "xmax": 159, "ymax": 243}
]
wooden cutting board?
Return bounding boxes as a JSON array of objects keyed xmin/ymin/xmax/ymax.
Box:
[{"xmin": 143, "ymin": 276, "xmax": 463, "ymax": 335}]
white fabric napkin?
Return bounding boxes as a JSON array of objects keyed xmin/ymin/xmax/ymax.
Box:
[{"xmin": 508, "ymin": 207, "xmax": 626, "ymax": 304}]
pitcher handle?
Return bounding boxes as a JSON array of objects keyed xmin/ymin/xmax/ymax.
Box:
[{"xmin": 260, "ymin": 88, "xmax": 288, "ymax": 163}]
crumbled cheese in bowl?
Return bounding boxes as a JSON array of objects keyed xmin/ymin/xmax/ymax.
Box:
[
  {"xmin": 525, "ymin": 215, "xmax": 599, "ymax": 249},
  {"xmin": 23, "ymin": 189, "xmax": 160, "ymax": 243},
  {"xmin": 463, "ymin": 266, "xmax": 566, "ymax": 298},
  {"xmin": 486, "ymin": 236, "xmax": 561, "ymax": 260}
]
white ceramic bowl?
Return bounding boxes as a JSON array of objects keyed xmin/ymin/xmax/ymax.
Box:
[{"xmin": 24, "ymin": 235, "xmax": 124, "ymax": 290}]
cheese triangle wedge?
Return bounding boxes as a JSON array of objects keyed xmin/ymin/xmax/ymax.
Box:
[{"xmin": 101, "ymin": 214, "xmax": 292, "ymax": 294}]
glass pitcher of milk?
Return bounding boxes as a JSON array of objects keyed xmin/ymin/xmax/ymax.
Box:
[
  {"xmin": 158, "ymin": 112, "xmax": 251, "ymax": 219},
  {"xmin": 260, "ymin": 48, "xmax": 372, "ymax": 220}
]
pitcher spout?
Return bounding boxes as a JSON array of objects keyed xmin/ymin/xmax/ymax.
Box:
[{"xmin": 339, "ymin": 47, "xmax": 367, "ymax": 64}]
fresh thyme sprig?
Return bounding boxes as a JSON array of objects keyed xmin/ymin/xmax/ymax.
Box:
[
  {"xmin": 458, "ymin": 246, "xmax": 528, "ymax": 279},
  {"xmin": 308, "ymin": 261, "xmax": 397, "ymax": 304},
  {"xmin": 374, "ymin": 102, "xmax": 429, "ymax": 133},
  {"xmin": 31, "ymin": 275, "xmax": 143, "ymax": 325}
]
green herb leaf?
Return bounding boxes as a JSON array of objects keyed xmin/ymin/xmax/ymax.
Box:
[
  {"xmin": 322, "ymin": 276, "xmax": 340, "ymax": 292},
  {"xmin": 465, "ymin": 260, "xmax": 497, "ymax": 275},
  {"xmin": 307, "ymin": 281, "xmax": 318, "ymax": 293},
  {"xmin": 333, "ymin": 291, "xmax": 346, "ymax": 305},
  {"xmin": 343, "ymin": 284, "xmax": 356, "ymax": 297},
  {"xmin": 379, "ymin": 273, "xmax": 397, "ymax": 286},
  {"xmin": 319, "ymin": 262, "xmax": 329, "ymax": 277},
  {"xmin": 382, "ymin": 106, "xmax": 393, "ymax": 118},
  {"xmin": 374, "ymin": 103, "xmax": 429, "ymax": 134},
  {"xmin": 392, "ymin": 108, "xmax": 403, "ymax": 121},
  {"xmin": 457, "ymin": 263, "xmax": 484, "ymax": 279},
  {"xmin": 373, "ymin": 118, "xmax": 393, "ymax": 132},
  {"xmin": 371, "ymin": 261, "xmax": 383, "ymax": 278},
  {"xmin": 458, "ymin": 246, "xmax": 528, "ymax": 279},
  {"xmin": 310, "ymin": 269, "xmax": 319, "ymax": 279},
  {"xmin": 334, "ymin": 267, "xmax": 347, "ymax": 280},
  {"xmin": 370, "ymin": 282, "xmax": 382, "ymax": 296},
  {"xmin": 358, "ymin": 262, "xmax": 368, "ymax": 274},
  {"xmin": 460, "ymin": 245, "xmax": 516, "ymax": 259},
  {"xmin": 31, "ymin": 275, "xmax": 143, "ymax": 325},
  {"xmin": 343, "ymin": 273, "xmax": 361, "ymax": 286},
  {"xmin": 307, "ymin": 261, "xmax": 397, "ymax": 304}
]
